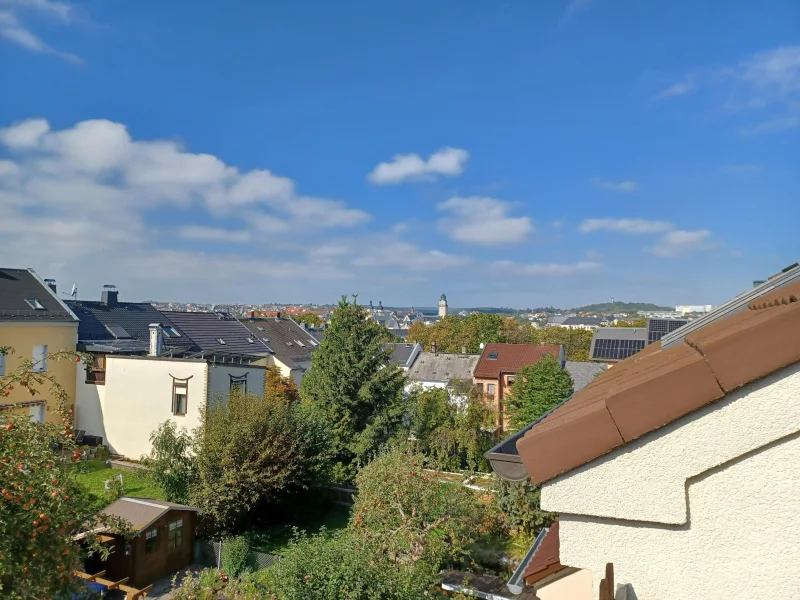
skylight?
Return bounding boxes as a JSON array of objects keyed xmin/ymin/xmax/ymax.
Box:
[
  {"xmin": 295, "ymin": 340, "xmax": 305, "ymax": 347},
  {"xmin": 488, "ymin": 352, "xmax": 498, "ymax": 360},
  {"xmin": 25, "ymin": 298, "xmax": 45, "ymax": 310},
  {"xmin": 247, "ymin": 337, "xmax": 255, "ymax": 344},
  {"xmin": 105, "ymin": 324, "xmax": 132, "ymax": 339},
  {"xmin": 217, "ymin": 338, "xmax": 226, "ymax": 345},
  {"xmin": 163, "ymin": 326, "xmax": 181, "ymax": 338},
  {"xmin": 262, "ymin": 337, "xmax": 270, "ymax": 342},
  {"xmin": 286, "ymin": 341, "xmax": 293, "ymax": 346},
  {"xmin": 257, "ymin": 326, "xmax": 264, "ymax": 331}
]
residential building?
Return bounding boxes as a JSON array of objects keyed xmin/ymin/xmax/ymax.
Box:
[
  {"xmin": 405, "ymin": 350, "xmax": 481, "ymax": 404},
  {"xmin": 637, "ymin": 310, "xmax": 683, "ymax": 319},
  {"xmin": 675, "ymin": 304, "xmax": 714, "ymax": 315},
  {"xmin": 90, "ymin": 497, "xmax": 199, "ymax": 588},
  {"xmin": 384, "ymin": 342, "xmax": 423, "ymax": 371},
  {"xmin": 473, "ymin": 343, "xmax": 565, "ymax": 433},
  {"xmin": 160, "ymin": 310, "xmax": 273, "ymax": 359},
  {"xmin": 239, "ymin": 314, "xmax": 320, "ymax": 384},
  {"xmin": 486, "ymin": 263, "xmax": 800, "ymax": 599},
  {"xmin": 545, "ymin": 314, "xmax": 572, "ymax": 327},
  {"xmin": 556, "ymin": 316, "xmax": 608, "ymax": 330},
  {"xmin": 76, "ymin": 352, "xmax": 268, "ymax": 458},
  {"xmin": 563, "ymin": 361, "xmax": 606, "ymax": 391},
  {"xmin": 0, "ymin": 269, "xmax": 79, "ymax": 424}
]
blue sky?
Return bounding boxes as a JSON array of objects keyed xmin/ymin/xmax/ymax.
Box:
[{"xmin": 0, "ymin": 0, "xmax": 797, "ymax": 308}]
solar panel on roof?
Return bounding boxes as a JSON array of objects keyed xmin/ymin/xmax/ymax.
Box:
[
  {"xmin": 591, "ymin": 338, "xmax": 646, "ymax": 360},
  {"xmin": 105, "ymin": 324, "xmax": 132, "ymax": 339},
  {"xmin": 646, "ymin": 318, "xmax": 688, "ymax": 344}
]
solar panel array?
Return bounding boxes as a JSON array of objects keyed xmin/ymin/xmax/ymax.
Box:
[
  {"xmin": 591, "ymin": 338, "xmax": 646, "ymax": 361},
  {"xmin": 646, "ymin": 318, "xmax": 688, "ymax": 344}
]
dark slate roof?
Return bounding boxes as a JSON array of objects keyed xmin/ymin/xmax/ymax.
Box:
[
  {"xmin": 161, "ymin": 311, "xmax": 272, "ymax": 356},
  {"xmin": 561, "ymin": 316, "xmax": 605, "ymax": 327},
  {"xmin": 383, "ymin": 342, "xmax": 422, "ymax": 368},
  {"xmin": 0, "ymin": 268, "xmax": 77, "ymax": 322},
  {"xmin": 564, "ymin": 361, "xmax": 607, "ymax": 391},
  {"xmin": 239, "ymin": 317, "xmax": 319, "ymax": 368},
  {"xmin": 67, "ymin": 299, "xmax": 191, "ymax": 353}
]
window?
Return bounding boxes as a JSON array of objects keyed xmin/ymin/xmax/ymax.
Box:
[
  {"xmin": 168, "ymin": 519, "xmax": 183, "ymax": 551},
  {"xmin": 172, "ymin": 379, "xmax": 188, "ymax": 415},
  {"xmin": 246, "ymin": 337, "xmax": 255, "ymax": 344},
  {"xmin": 285, "ymin": 341, "xmax": 293, "ymax": 346},
  {"xmin": 488, "ymin": 352, "xmax": 498, "ymax": 360},
  {"xmin": 256, "ymin": 326, "xmax": 264, "ymax": 331},
  {"xmin": 216, "ymin": 338, "xmax": 226, "ymax": 345},
  {"xmin": 32, "ymin": 345, "xmax": 47, "ymax": 372},
  {"xmin": 487, "ymin": 383, "xmax": 496, "ymax": 397},
  {"xmin": 145, "ymin": 528, "xmax": 158, "ymax": 553},
  {"xmin": 230, "ymin": 374, "xmax": 247, "ymax": 395},
  {"xmin": 163, "ymin": 326, "xmax": 181, "ymax": 338},
  {"xmin": 0, "ymin": 352, "xmax": 5, "ymax": 377},
  {"xmin": 29, "ymin": 403, "xmax": 44, "ymax": 423},
  {"xmin": 25, "ymin": 298, "xmax": 45, "ymax": 310},
  {"xmin": 295, "ymin": 340, "xmax": 305, "ymax": 347},
  {"xmin": 507, "ymin": 376, "xmax": 515, "ymax": 387}
]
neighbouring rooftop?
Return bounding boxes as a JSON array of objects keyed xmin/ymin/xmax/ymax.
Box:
[
  {"xmin": 407, "ymin": 351, "xmax": 480, "ymax": 384},
  {"xmin": 0, "ymin": 268, "xmax": 77, "ymax": 322},
  {"xmin": 473, "ymin": 343, "xmax": 563, "ymax": 379}
]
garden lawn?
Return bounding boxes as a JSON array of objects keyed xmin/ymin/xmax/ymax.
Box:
[
  {"xmin": 247, "ymin": 504, "xmax": 351, "ymax": 556},
  {"xmin": 73, "ymin": 458, "xmax": 164, "ymax": 504}
]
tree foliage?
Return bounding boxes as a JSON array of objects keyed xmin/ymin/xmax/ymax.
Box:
[
  {"xmin": 264, "ymin": 366, "xmax": 301, "ymax": 403},
  {"xmin": 611, "ymin": 317, "xmax": 647, "ymax": 327},
  {"xmin": 504, "ymin": 355, "xmax": 574, "ymax": 432},
  {"xmin": 0, "ymin": 347, "xmax": 131, "ymax": 599},
  {"xmin": 350, "ymin": 445, "xmax": 483, "ymax": 568},
  {"xmin": 300, "ymin": 296, "xmax": 406, "ymax": 483},
  {"xmin": 292, "ymin": 313, "xmax": 323, "ymax": 329},
  {"xmin": 140, "ymin": 421, "xmax": 195, "ymax": 504},
  {"xmin": 493, "ymin": 480, "xmax": 555, "ymax": 538},
  {"xmin": 403, "ymin": 384, "xmax": 494, "ymax": 472},
  {"xmin": 407, "ymin": 314, "xmax": 593, "ymax": 361},
  {"xmin": 190, "ymin": 391, "xmax": 331, "ymax": 537},
  {"xmin": 221, "ymin": 535, "xmax": 252, "ymax": 578}
]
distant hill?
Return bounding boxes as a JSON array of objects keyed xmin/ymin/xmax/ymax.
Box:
[{"xmin": 570, "ymin": 301, "xmax": 673, "ymax": 314}]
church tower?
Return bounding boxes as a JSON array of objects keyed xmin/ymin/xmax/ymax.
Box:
[{"xmin": 438, "ymin": 293, "xmax": 448, "ymax": 318}]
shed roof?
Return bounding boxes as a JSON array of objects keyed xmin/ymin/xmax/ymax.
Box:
[
  {"xmin": 0, "ymin": 268, "xmax": 77, "ymax": 322},
  {"xmin": 239, "ymin": 316, "xmax": 318, "ymax": 368},
  {"xmin": 407, "ymin": 351, "xmax": 480, "ymax": 383},
  {"xmin": 517, "ymin": 277, "xmax": 800, "ymax": 484},
  {"xmin": 473, "ymin": 343, "xmax": 562, "ymax": 379},
  {"xmin": 100, "ymin": 497, "xmax": 199, "ymax": 534}
]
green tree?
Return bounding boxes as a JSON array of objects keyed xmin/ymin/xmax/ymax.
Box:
[
  {"xmin": 350, "ymin": 445, "xmax": 483, "ymax": 568},
  {"xmin": 530, "ymin": 327, "xmax": 593, "ymax": 361},
  {"xmin": 140, "ymin": 421, "xmax": 195, "ymax": 504},
  {"xmin": 264, "ymin": 366, "xmax": 301, "ymax": 403},
  {"xmin": 0, "ymin": 347, "xmax": 130, "ymax": 599},
  {"xmin": 190, "ymin": 391, "xmax": 331, "ymax": 537},
  {"xmin": 405, "ymin": 321, "xmax": 431, "ymax": 349},
  {"xmin": 292, "ymin": 313, "xmax": 323, "ymax": 328},
  {"xmin": 300, "ymin": 296, "xmax": 406, "ymax": 483},
  {"xmin": 612, "ymin": 317, "xmax": 647, "ymax": 327},
  {"xmin": 493, "ymin": 480, "xmax": 555, "ymax": 538},
  {"xmin": 504, "ymin": 355, "xmax": 574, "ymax": 432}
]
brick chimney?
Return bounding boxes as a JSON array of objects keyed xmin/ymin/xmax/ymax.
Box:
[
  {"xmin": 149, "ymin": 323, "xmax": 164, "ymax": 356},
  {"xmin": 101, "ymin": 285, "xmax": 118, "ymax": 308}
]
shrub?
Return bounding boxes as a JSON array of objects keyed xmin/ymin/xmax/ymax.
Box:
[
  {"xmin": 493, "ymin": 480, "xmax": 555, "ymax": 537},
  {"xmin": 221, "ymin": 535, "xmax": 252, "ymax": 578}
]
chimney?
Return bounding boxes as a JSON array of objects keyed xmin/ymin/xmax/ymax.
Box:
[
  {"xmin": 275, "ymin": 311, "xmax": 281, "ymax": 321},
  {"xmin": 149, "ymin": 323, "xmax": 164, "ymax": 356},
  {"xmin": 101, "ymin": 284, "xmax": 118, "ymax": 308},
  {"xmin": 753, "ymin": 280, "xmax": 766, "ymax": 288},
  {"xmin": 44, "ymin": 278, "xmax": 57, "ymax": 294},
  {"xmin": 431, "ymin": 341, "xmax": 437, "ymax": 353}
]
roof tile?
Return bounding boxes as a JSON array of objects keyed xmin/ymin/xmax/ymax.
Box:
[{"xmin": 522, "ymin": 522, "xmax": 562, "ymax": 583}]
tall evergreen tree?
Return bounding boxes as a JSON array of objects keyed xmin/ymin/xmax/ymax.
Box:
[
  {"xmin": 301, "ymin": 296, "xmax": 406, "ymax": 482},
  {"xmin": 504, "ymin": 355, "xmax": 574, "ymax": 432}
]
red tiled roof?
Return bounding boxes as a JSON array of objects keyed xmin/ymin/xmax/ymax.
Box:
[
  {"xmin": 523, "ymin": 522, "xmax": 563, "ymax": 584},
  {"xmin": 518, "ymin": 280, "xmax": 800, "ymax": 484},
  {"xmin": 473, "ymin": 343, "xmax": 562, "ymax": 379}
]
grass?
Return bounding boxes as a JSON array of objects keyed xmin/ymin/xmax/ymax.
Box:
[
  {"xmin": 73, "ymin": 458, "xmax": 164, "ymax": 503},
  {"xmin": 247, "ymin": 504, "xmax": 351, "ymax": 556}
]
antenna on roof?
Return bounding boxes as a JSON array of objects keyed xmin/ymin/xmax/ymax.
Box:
[{"xmin": 70, "ymin": 284, "xmax": 77, "ymax": 299}]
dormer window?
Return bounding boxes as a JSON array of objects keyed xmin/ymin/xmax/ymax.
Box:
[{"xmin": 25, "ymin": 298, "xmax": 45, "ymax": 310}]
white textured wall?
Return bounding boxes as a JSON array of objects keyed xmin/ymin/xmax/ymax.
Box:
[
  {"xmin": 75, "ymin": 361, "xmax": 107, "ymax": 441},
  {"xmin": 541, "ymin": 363, "xmax": 800, "ymax": 599},
  {"xmin": 536, "ymin": 569, "xmax": 593, "ymax": 600},
  {"xmin": 207, "ymin": 364, "xmax": 267, "ymax": 402},
  {"xmin": 102, "ymin": 357, "xmax": 208, "ymax": 458}
]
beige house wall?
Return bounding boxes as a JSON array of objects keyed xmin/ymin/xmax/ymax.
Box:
[
  {"xmin": 0, "ymin": 321, "xmax": 78, "ymax": 423},
  {"xmin": 75, "ymin": 360, "xmax": 107, "ymax": 440},
  {"xmin": 541, "ymin": 362, "xmax": 800, "ymax": 599},
  {"xmin": 536, "ymin": 569, "xmax": 593, "ymax": 600}
]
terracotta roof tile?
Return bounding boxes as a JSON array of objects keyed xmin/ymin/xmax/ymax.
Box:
[
  {"xmin": 523, "ymin": 522, "xmax": 562, "ymax": 584},
  {"xmin": 473, "ymin": 343, "xmax": 562, "ymax": 379},
  {"xmin": 518, "ymin": 291, "xmax": 800, "ymax": 484}
]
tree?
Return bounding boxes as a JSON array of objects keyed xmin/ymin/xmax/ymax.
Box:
[
  {"xmin": 300, "ymin": 296, "xmax": 406, "ymax": 483},
  {"xmin": 190, "ymin": 391, "xmax": 331, "ymax": 537},
  {"xmin": 264, "ymin": 366, "xmax": 300, "ymax": 403},
  {"xmin": 350, "ymin": 445, "xmax": 483, "ymax": 568},
  {"xmin": 140, "ymin": 421, "xmax": 195, "ymax": 504},
  {"xmin": 0, "ymin": 347, "xmax": 130, "ymax": 599},
  {"xmin": 493, "ymin": 480, "xmax": 555, "ymax": 538},
  {"xmin": 612, "ymin": 317, "xmax": 647, "ymax": 327},
  {"xmin": 292, "ymin": 313, "xmax": 323, "ymax": 329},
  {"xmin": 504, "ymin": 355, "xmax": 574, "ymax": 432}
]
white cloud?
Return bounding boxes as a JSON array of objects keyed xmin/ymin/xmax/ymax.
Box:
[
  {"xmin": 0, "ymin": 0, "xmax": 81, "ymax": 62},
  {"xmin": 493, "ymin": 260, "xmax": 602, "ymax": 276},
  {"xmin": 351, "ymin": 241, "xmax": 470, "ymax": 271},
  {"xmin": 591, "ymin": 177, "xmax": 639, "ymax": 193},
  {"xmin": 368, "ymin": 147, "xmax": 469, "ymax": 184},
  {"xmin": 178, "ymin": 226, "xmax": 251, "ymax": 243},
  {"xmin": 650, "ymin": 230, "xmax": 713, "ymax": 258},
  {"xmin": 579, "ymin": 218, "xmax": 674, "ymax": 234},
  {"xmin": 0, "ymin": 117, "xmax": 50, "ymax": 148},
  {"xmin": 437, "ymin": 196, "xmax": 533, "ymax": 245},
  {"xmin": 653, "ymin": 80, "xmax": 696, "ymax": 100}
]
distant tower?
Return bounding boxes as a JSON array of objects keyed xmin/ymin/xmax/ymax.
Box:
[
  {"xmin": 377, "ymin": 300, "xmax": 384, "ymax": 314},
  {"xmin": 438, "ymin": 294, "xmax": 448, "ymax": 318}
]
